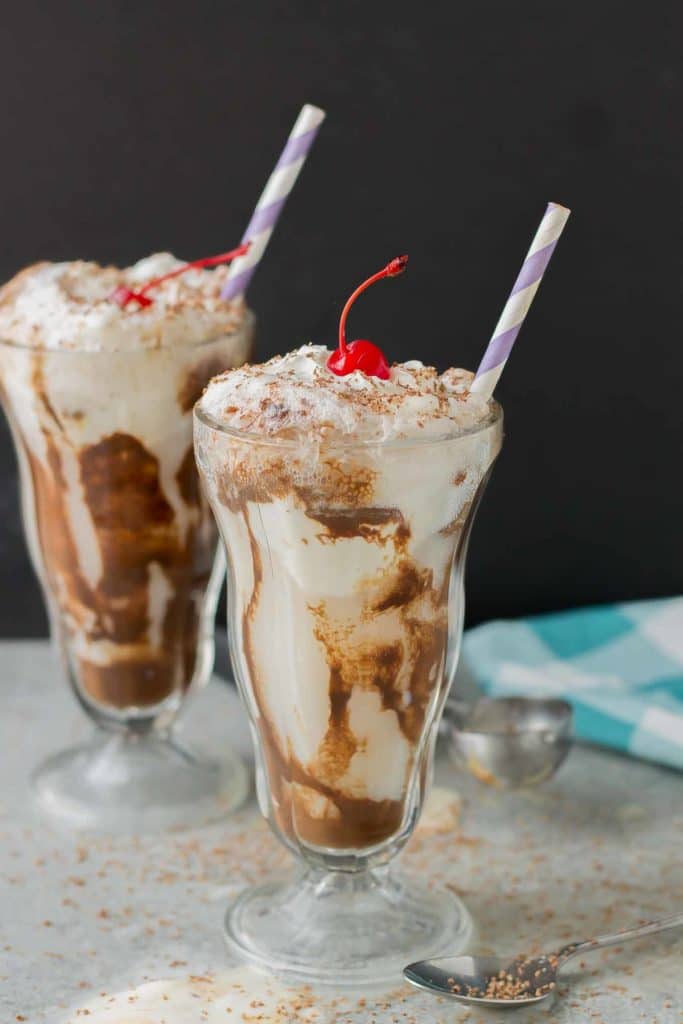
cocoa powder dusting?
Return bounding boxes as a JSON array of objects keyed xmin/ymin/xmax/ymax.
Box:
[{"xmin": 0, "ymin": 261, "xmax": 49, "ymax": 308}]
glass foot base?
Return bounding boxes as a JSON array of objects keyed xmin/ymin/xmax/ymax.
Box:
[
  {"xmin": 224, "ymin": 867, "xmax": 472, "ymax": 986},
  {"xmin": 32, "ymin": 730, "xmax": 248, "ymax": 833}
]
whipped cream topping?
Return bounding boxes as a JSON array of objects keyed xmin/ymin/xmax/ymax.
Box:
[
  {"xmin": 198, "ymin": 344, "xmax": 493, "ymax": 441},
  {"xmin": 0, "ymin": 254, "xmax": 245, "ymax": 351}
]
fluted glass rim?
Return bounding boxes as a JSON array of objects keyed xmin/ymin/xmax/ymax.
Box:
[
  {"xmin": 0, "ymin": 309, "xmax": 256, "ymax": 354},
  {"xmin": 194, "ymin": 394, "xmax": 503, "ymax": 451}
]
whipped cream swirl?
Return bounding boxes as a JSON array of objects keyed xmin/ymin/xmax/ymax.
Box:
[
  {"xmin": 199, "ymin": 344, "xmax": 493, "ymax": 442},
  {"xmin": 0, "ymin": 254, "xmax": 245, "ymax": 351}
]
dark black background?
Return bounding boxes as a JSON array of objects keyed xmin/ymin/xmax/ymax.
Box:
[{"xmin": 0, "ymin": 1, "xmax": 680, "ymax": 635}]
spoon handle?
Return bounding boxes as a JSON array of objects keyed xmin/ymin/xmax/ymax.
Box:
[{"xmin": 556, "ymin": 911, "xmax": 683, "ymax": 967}]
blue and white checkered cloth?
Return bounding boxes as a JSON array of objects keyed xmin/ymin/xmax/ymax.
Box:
[{"xmin": 461, "ymin": 597, "xmax": 683, "ymax": 771}]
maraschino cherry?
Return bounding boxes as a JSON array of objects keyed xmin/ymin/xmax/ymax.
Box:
[
  {"xmin": 327, "ymin": 254, "xmax": 408, "ymax": 379},
  {"xmin": 109, "ymin": 242, "xmax": 251, "ymax": 309}
]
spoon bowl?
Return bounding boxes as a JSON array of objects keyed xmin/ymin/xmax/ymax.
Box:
[
  {"xmin": 448, "ymin": 696, "xmax": 573, "ymax": 788},
  {"xmin": 404, "ymin": 953, "xmax": 557, "ymax": 1007}
]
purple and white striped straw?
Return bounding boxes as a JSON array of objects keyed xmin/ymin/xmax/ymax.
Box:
[
  {"xmin": 221, "ymin": 104, "xmax": 326, "ymax": 302},
  {"xmin": 471, "ymin": 202, "xmax": 571, "ymax": 399}
]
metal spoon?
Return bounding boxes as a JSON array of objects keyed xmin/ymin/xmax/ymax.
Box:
[{"xmin": 404, "ymin": 912, "xmax": 683, "ymax": 1008}]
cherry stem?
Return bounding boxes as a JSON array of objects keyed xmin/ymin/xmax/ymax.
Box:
[
  {"xmin": 137, "ymin": 242, "xmax": 250, "ymax": 297},
  {"xmin": 112, "ymin": 242, "xmax": 251, "ymax": 308},
  {"xmin": 338, "ymin": 255, "xmax": 408, "ymax": 353}
]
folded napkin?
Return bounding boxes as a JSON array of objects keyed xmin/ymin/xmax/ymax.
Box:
[{"xmin": 461, "ymin": 597, "xmax": 683, "ymax": 771}]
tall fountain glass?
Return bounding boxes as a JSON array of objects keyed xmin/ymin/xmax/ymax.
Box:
[
  {"xmin": 194, "ymin": 400, "xmax": 503, "ymax": 984},
  {"xmin": 0, "ymin": 315, "xmax": 254, "ymax": 832}
]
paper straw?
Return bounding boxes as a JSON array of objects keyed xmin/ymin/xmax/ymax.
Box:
[
  {"xmin": 470, "ymin": 202, "xmax": 571, "ymax": 399},
  {"xmin": 220, "ymin": 104, "xmax": 326, "ymax": 302}
]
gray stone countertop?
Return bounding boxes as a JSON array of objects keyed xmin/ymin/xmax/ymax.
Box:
[{"xmin": 1, "ymin": 641, "xmax": 681, "ymax": 1023}]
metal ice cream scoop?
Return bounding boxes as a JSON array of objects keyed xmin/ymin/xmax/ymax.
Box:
[
  {"xmin": 446, "ymin": 695, "xmax": 573, "ymax": 788},
  {"xmin": 405, "ymin": 911, "xmax": 683, "ymax": 1008}
]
